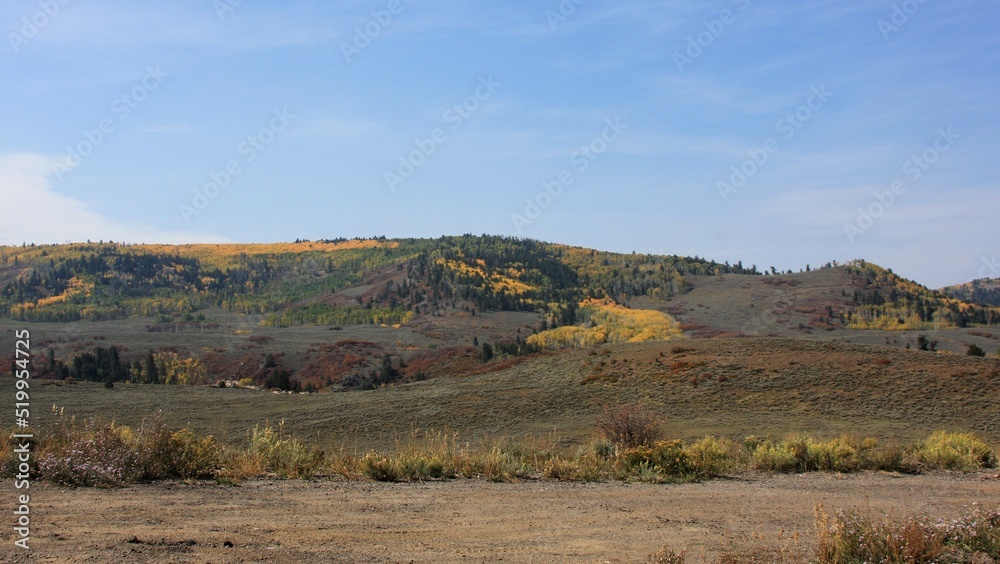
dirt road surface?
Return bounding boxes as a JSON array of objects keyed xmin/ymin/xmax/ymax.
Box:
[{"xmin": 2, "ymin": 472, "xmax": 998, "ymax": 562}]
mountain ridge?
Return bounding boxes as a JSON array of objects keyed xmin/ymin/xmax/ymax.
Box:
[{"xmin": 2, "ymin": 236, "xmax": 996, "ymax": 330}]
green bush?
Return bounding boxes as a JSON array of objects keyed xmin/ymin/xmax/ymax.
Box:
[
  {"xmin": 168, "ymin": 429, "xmax": 221, "ymax": 479},
  {"xmin": 751, "ymin": 435, "xmax": 881, "ymax": 473},
  {"xmin": 462, "ymin": 445, "xmax": 531, "ymax": 482},
  {"xmin": 808, "ymin": 436, "xmax": 860, "ymax": 472},
  {"xmin": 247, "ymin": 421, "xmax": 323, "ymax": 478},
  {"xmin": 397, "ymin": 453, "xmax": 447, "ymax": 480},
  {"xmin": 614, "ymin": 440, "xmax": 695, "ymax": 481},
  {"xmin": 684, "ymin": 436, "xmax": 738, "ymax": 477},
  {"xmin": 917, "ymin": 431, "xmax": 996, "ymax": 471},
  {"xmin": 360, "ymin": 452, "xmax": 400, "ymax": 482},
  {"xmin": 752, "ymin": 441, "xmax": 799, "ymax": 473}
]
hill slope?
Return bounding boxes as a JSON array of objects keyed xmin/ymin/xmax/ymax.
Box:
[
  {"xmin": 943, "ymin": 278, "xmax": 1000, "ymax": 307},
  {"xmin": 22, "ymin": 337, "xmax": 1000, "ymax": 447},
  {"xmin": 2, "ymin": 236, "xmax": 999, "ymax": 392}
]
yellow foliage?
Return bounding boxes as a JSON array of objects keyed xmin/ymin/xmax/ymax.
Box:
[
  {"xmin": 437, "ymin": 259, "xmax": 536, "ymax": 295},
  {"xmin": 15, "ymin": 275, "xmax": 92, "ymax": 310},
  {"xmin": 528, "ymin": 300, "xmax": 683, "ymax": 350},
  {"xmin": 34, "ymin": 294, "xmax": 67, "ymax": 307},
  {"xmin": 154, "ymin": 352, "xmax": 207, "ymax": 385},
  {"xmin": 847, "ymin": 311, "xmax": 930, "ymax": 331}
]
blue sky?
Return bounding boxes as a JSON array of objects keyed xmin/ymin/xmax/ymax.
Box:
[{"xmin": 1, "ymin": 0, "xmax": 997, "ymax": 288}]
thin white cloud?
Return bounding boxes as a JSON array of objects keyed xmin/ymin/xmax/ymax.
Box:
[{"xmin": 0, "ymin": 153, "xmax": 228, "ymax": 245}]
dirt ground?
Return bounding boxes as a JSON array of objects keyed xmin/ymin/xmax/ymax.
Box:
[{"xmin": 2, "ymin": 472, "xmax": 998, "ymax": 563}]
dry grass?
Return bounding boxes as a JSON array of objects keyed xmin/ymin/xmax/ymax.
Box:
[
  {"xmin": 815, "ymin": 503, "xmax": 1000, "ymax": 563},
  {"xmin": 648, "ymin": 503, "xmax": 1000, "ymax": 563},
  {"xmin": 10, "ymin": 334, "xmax": 1000, "ymax": 453},
  {"xmin": 9, "ymin": 410, "xmax": 995, "ymax": 489},
  {"xmin": 19, "ymin": 408, "xmax": 219, "ymax": 487}
]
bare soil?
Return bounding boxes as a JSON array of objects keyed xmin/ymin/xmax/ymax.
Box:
[{"xmin": 2, "ymin": 472, "xmax": 998, "ymax": 563}]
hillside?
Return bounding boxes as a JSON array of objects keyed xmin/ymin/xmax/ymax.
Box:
[
  {"xmin": 2, "ymin": 236, "xmax": 999, "ymax": 394},
  {"xmin": 0, "ymin": 236, "xmax": 753, "ymax": 323},
  {"xmin": 943, "ymin": 277, "xmax": 1000, "ymax": 307},
  {"xmin": 17, "ymin": 337, "xmax": 1000, "ymax": 447}
]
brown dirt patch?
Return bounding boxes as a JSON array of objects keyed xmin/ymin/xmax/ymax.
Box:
[{"xmin": 2, "ymin": 472, "xmax": 998, "ymax": 562}]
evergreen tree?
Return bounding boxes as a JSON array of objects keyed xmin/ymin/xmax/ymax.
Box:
[
  {"xmin": 144, "ymin": 352, "xmax": 158, "ymax": 384},
  {"xmin": 479, "ymin": 342, "xmax": 494, "ymax": 363}
]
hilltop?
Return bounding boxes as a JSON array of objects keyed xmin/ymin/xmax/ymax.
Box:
[{"xmin": 943, "ymin": 277, "xmax": 1000, "ymax": 307}]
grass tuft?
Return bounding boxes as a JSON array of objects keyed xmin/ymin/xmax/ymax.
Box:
[
  {"xmin": 815, "ymin": 502, "xmax": 1000, "ymax": 563},
  {"xmin": 5, "ymin": 408, "xmax": 997, "ymax": 487}
]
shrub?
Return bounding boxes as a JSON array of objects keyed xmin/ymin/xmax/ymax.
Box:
[
  {"xmin": 565, "ymin": 440, "xmax": 616, "ymax": 481},
  {"xmin": 615, "ymin": 440, "xmax": 694, "ymax": 481},
  {"xmin": 596, "ymin": 403, "xmax": 663, "ymax": 449},
  {"xmin": 917, "ymin": 334, "xmax": 936, "ymax": 351},
  {"xmin": 685, "ymin": 436, "xmax": 740, "ymax": 477},
  {"xmin": 750, "ymin": 435, "xmax": 878, "ymax": 474},
  {"xmin": 618, "ymin": 445, "xmax": 655, "ymax": 471},
  {"xmin": 32, "ymin": 411, "xmax": 222, "ymax": 486},
  {"xmin": 861, "ymin": 443, "xmax": 911, "ymax": 472},
  {"xmin": 650, "ymin": 546, "xmax": 687, "ymax": 563},
  {"xmin": 649, "ymin": 440, "xmax": 694, "ymax": 476},
  {"xmin": 396, "ymin": 453, "xmax": 447, "ymax": 480},
  {"xmin": 37, "ymin": 422, "xmax": 143, "ymax": 487},
  {"xmin": 245, "ymin": 421, "xmax": 323, "ymax": 478},
  {"xmin": 462, "ymin": 444, "xmax": 531, "ymax": 482},
  {"xmin": 815, "ymin": 503, "xmax": 1000, "ymax": 563},
  {"xmin": 808, "ymin": 436, "xmax": 861, "ymax": 472},
  {"xmin": 542, "ymin": 457, "xmax": 578, "ymax": 480},
  {"xmin": 167, "ymin": 429, "xmax": 220, "ymax": 479},
  {"xmin": 360, "ymin": 452, "xmax": 400, "ymax": 482},
  {"xmin": 752, "ymin": 441, "xmax": 799, "ymax": 473},
  {"xmin": 917, "ymin": 431, "xmax": 996, "ymax": 471},
  {"xmin": 967, "ymin": 343, "xmax": 987, "ymax": 357}
]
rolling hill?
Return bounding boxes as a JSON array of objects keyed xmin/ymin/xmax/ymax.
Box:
[
  {"xmin": 943, "ymin": 277, "xmax": 1000, "ymax": 307},
  {"xmin": 1, "ymin": 235, "xmax": 999, "ymax": 446}
]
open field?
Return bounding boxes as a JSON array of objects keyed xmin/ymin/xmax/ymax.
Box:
[
  {"xmin": 1, "ymin": 472, "xmax": 997, "ymax": 562},
  {"xmin": 12, "ymin": 336, "xmax": 1000, "ymax": 451}
]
